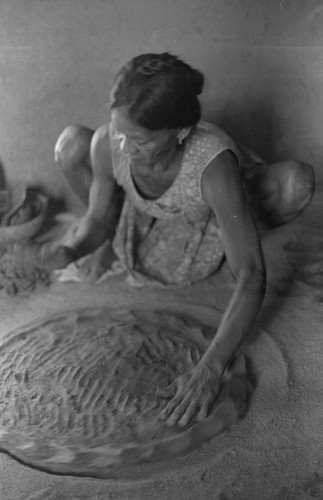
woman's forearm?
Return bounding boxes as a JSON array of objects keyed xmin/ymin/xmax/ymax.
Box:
[
  {"xmin": 203, "ymin": 267, "xmax": 266, "ymax": 375},
  {"xmin": 61, "ymin": 214, "xmax": 115, "ymax": 261}
]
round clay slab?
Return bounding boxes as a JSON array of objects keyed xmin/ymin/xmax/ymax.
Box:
[{"xmin": 0, "ymin": 307, "xmax": 249, "ymax": 478}]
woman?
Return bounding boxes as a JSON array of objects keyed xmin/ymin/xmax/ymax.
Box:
[{"xmin": 17, "ymin": 53, "xmax": 315, "ymax": 426}]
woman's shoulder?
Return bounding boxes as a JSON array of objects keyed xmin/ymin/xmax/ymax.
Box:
[
  {"xmin": 192, "ymin": 120, "xmax": 235, "ymax": 144},
  {"xmin": 184, "ymin": 121, "xmax": 238, "ymax": 166}
]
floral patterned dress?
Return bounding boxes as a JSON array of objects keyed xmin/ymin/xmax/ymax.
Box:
[{"xmin": 108, "ymin": 121, "xmax": 264, "ymax": 287}]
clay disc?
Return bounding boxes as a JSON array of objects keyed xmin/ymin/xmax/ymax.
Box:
[{"xmin": 0, "ymin": 308, "xmax": 250, "ymax": 478}]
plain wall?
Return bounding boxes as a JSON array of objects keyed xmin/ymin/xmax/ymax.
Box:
[{"xmin": 0, "ymin": 0, "xmax": 322, "ymax": 209}]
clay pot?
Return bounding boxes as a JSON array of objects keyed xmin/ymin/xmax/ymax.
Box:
[{"xmin": 0, "ymin": 186, "xmax": 48, "ymax": 245}]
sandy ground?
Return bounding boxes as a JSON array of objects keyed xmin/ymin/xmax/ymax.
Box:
[{"xmin": 0, "ymin": 193, "xmax": 322, "ymax": 500}]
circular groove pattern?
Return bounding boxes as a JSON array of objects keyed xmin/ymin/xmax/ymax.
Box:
[{"xmin": 0, "ymin": 308, "xmax": 249, "ymax": 478}]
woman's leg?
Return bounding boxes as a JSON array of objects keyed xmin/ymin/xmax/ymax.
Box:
[
  {"xmin": 244, "ymin": 160, "xmax": 315, "ymax": 228},
  {"xmin": 54, "ymin": 125, "xmax": 95, "ymax": 207}
]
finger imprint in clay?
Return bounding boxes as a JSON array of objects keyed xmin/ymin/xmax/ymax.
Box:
[{"xmin": 0, "ymin": 307, "xmax": 250, "ymax": 478}]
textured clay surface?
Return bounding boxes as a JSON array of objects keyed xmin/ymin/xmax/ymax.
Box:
[
  {"xmin": 0, "ymin": 189, "xmax": 50, "ymax": 295},
  {"xmin": 0, "ymin": 307, "xmax": 249, "ymax": 478}
]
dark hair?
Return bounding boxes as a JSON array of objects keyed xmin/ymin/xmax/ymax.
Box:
[{"xmin": 109, "ymin": 52, "xmax": 204, "ymax": 130}]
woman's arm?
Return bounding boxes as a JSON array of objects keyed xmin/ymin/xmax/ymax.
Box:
[
  {"xmin": 159, "ymin": 150, "xmax": 266, "ymax": 426},
  {"xmin": 62, "ymin": 123, "xmax": 123, "ymax": 261},
  {"xmin": 200, "ymin": 149, "xmax": 266, "ymax": 374},
  {"xmin": 12, "ymin": 123, "xmax": 123, "ymax": 275}
]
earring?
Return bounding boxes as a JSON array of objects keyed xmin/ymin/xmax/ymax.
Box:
[{"xmin": 177, "ymin": 127, "xmax": 191, "ymax": 145}]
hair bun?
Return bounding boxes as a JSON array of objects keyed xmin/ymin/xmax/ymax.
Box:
[
  {"xmin": 137, "ymin": 58, "xmax": 170, "ymax": 76},
  {"xmin": 161, "ymin": 53, "xmax": 204, "ymax": 96},
  {"xmin": 188, "ymin": 69, "xmax": 204, "ymax": 96},
  {"xmin": 134, "ymin": 53, "xmax": 204, "ymax": 96}
]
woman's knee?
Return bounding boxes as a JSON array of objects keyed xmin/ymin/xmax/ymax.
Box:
[
  {"xmin": 54, "ymin": 125, "xmax": 94, "ymax": 174},
  {"xmin": 258, "ymin": 160, "xmax": 315, "ymax": 227},
  {"xmin": 275, "ymin": 160, "xmax": 315, "ymax": 205}
]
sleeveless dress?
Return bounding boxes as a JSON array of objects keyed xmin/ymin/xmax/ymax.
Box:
[{"xmin": 108, "ymin": 121, "xmax": 265, "ymax": 287}]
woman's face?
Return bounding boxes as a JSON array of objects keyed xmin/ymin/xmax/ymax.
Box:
[{"xmin": 111, "ymin": 107, "xmax": 178, "ymax": 165}]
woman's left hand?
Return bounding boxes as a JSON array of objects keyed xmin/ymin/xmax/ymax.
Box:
[{"xmin": 158, "ymin": 361, "xmax": 221, "ymax": 427}]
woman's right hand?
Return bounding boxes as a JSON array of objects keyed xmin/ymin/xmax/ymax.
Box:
[{"xmin": 10, "ymin": 242, "xmax": 74, "ymax": 277}]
